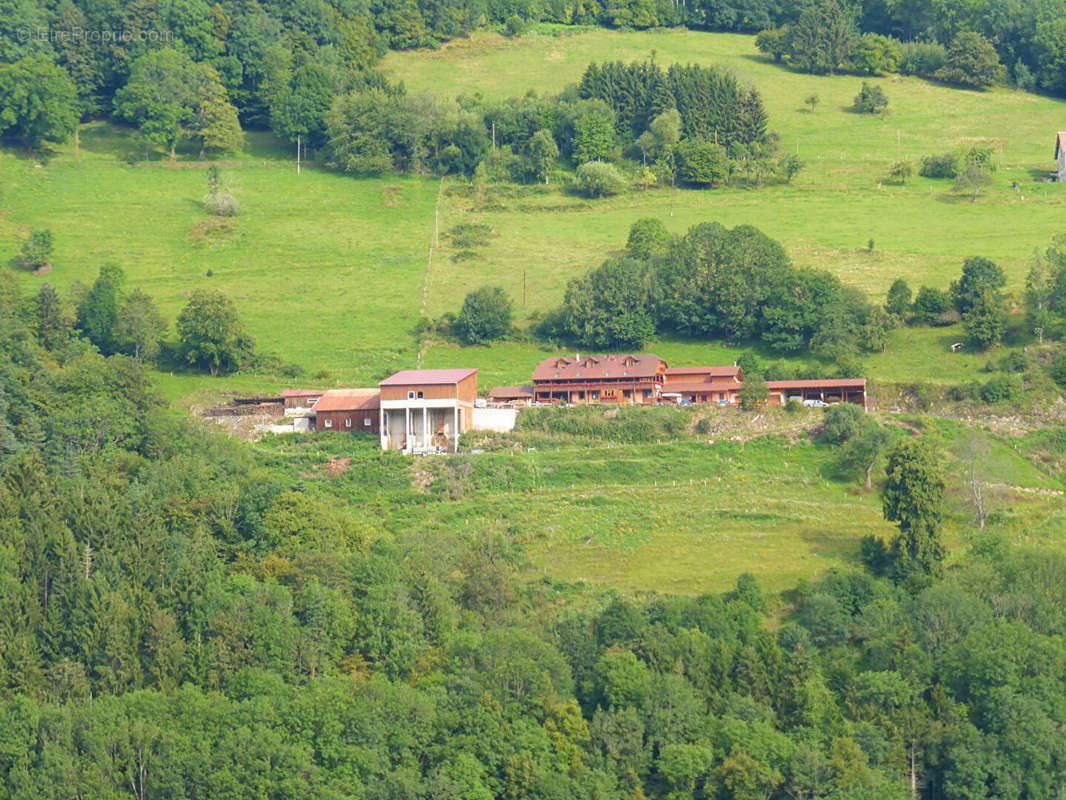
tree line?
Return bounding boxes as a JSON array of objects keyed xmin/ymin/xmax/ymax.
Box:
[
  {"xmin": 5, "ymin": 0, "xmax": 1066, "ymax": 157},
  {"xmin": 537, "ymin": 218, "xmax": 890, "ymax": 364},
  {"xmin": 20, "ymin": 260, "xmax": 257, "ymax": 377}
]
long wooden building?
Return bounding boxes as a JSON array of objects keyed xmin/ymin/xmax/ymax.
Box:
[{"xmin": 531, "ymin": 354, "xmax": 667, "ymax": 404}]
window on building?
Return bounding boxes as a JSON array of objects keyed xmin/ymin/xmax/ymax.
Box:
[
  {"xmin": 324, "ymin": 418, "xmax": 332, "ymax": 428},
  {"xmin": 407, "ymin": 391, "xmax": 415, "ymax": 399},
  {"xmin": 345, "ymin": 417, "xmax": 352, "ymax": 427},
  {"xmin": 417, "ymin": 391, "xmax": 424, "ymax": 399},
  {"xmin": 364, "ymin": 417, "xmax": 371, "ymax": 426}
]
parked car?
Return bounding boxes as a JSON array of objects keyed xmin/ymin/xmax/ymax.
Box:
[{"xmin": 803, "ymin": 398, "xmax": 828, "ymax": 408}]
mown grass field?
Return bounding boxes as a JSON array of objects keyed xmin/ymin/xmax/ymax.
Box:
[
  {"xmin": 2, "ymin": 28, "xmax": 1065, "ymax": 401},
  {"xmin": 387, "ymin": 28, "xmax": 1066, "ymax": 384},
  {"xmin": 254, "ymin": 410, "xmax": 1065, "ymax": 595}
]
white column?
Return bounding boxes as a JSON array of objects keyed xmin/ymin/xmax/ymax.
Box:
[
  {"xmin": 422, "ymin": 407, "xmax": 428, "ymax": 450},
  {"xmin": 453, "ymin": 406, "xmax": 459, "ymax": 452},
  {"xmin": 405, "ymin": 407, "xmax": 411, "ymax": 452}
]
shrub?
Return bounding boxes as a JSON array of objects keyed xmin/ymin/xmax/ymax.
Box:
[
  {"xmin": 919, "ymin": 152, "xmax": 958, "ymax": 179},
  {"xmin": 19, "ymin": 229, "xmax": 53, "ymax": 269},
  {"xmin": 676, "ymin": 139, "xmax": 728, "ymax": 187},
  {"xmin": 204, "ymin": 166, "xmax": 239, "ymax": 216},
  {"xmin": 852, "ymin": 82, "xmax": 888, "ymax": 113},
  {"xmin": 785, "ymin": 397, "xmax": 803, "ymax": 413},
  {"xmin": 912, "ymin": 286, "xmax": 951, "ymax": 324},
  {"xmin": 280, "ymin": 363, "xmax": 305, "ymax": 379},
  {"xmin": 1014, "ymin": 60, "xmax": 1036, "ymax": 92},
  {"xmin": 575, "ymin": 161, "xmax": 627, "ymax": 198},
  {"xmin": 898, "ymin": 40, "xmax": 946, "ymax": 76},
  {"xmin": 504, "ymin": 14, "xmax": 527, "ymax": 37},
  {"xmin": 1050, "ymin": 356, "xmax": 1066, "ymax": 388},
  {"xmin": 755, "ymin": 27, "xmax": 790, "ymax": 62},
  {"xmin": 999, "ymin": 351, "xmax": 1029, "ymax": 373},
  {"xmin": 450, "ymin": 223, "xmax": 492, "ymax": 248},
  {"xmin": 979, "ymin": 374, "xmax": 1021, "ymax": 404},
  {"xmin": 455, "ymin": 286, "xmax": 514, "ymax": 344}
]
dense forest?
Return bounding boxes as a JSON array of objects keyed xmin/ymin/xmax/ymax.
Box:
[
  {"xmin": 4, "ymin": 0, "xmax": 1066, "ymax": 167},
  {"xmin": 4, "ymin": 252, "xmax": 1066, "ymax": 798}
]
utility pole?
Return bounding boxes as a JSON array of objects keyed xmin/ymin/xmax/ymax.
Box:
[{"xmin": 297, "ymin": 135, "xmax": 301, "ymax": 175}]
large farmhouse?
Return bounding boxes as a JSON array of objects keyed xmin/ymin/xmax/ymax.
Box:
[
  {"xmin": 531, "ymin": 353, "xmax": 667, "ymax": 404},
  {"xmin": 508, "ymin": 353, "xmax": 867, "ymax": 410}
]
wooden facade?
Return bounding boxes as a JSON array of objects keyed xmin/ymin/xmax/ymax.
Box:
[
  {"xmin": 531, "ymin": 354, "xmax": 667, "ymax": 405},
  {"xmin": 379, "ymin": 369, "xmax": 478, "ymax": 453},
  {"xmin": 313, "ymin": 390, "xmax": 381, "ymax": 433}
]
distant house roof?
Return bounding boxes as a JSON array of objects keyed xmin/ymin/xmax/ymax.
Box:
[
  {"xmin": 532, "ymin": 354, "xmax": 665, "ymax": 382},
  {"xmin": 490, "ymin": 385, "xmax": 534, "ymax": 399},
  {"xmin": 665, "ymin": 379, "xmax": 743, "ymax": 394},
  {"xmin": 280, "ymin": 389, "xmax": 324, "ymax": 398},
  {"xmin": 314, "ymin": 389, "xmax": 381, "ymax": 412},
  {"xmin": 1056, "ymin": 132, "xmax": 1066, "ymax": 159},
  {"xmin": 665, "ymin": 366, "xmax": 740, "ymax": 377},
  {"xmin": 765, "ymin": 378, "xmax": 866, "ymax": 390},
  {"xmin": 664, "ymin": 366, "xmax": 743, "ymax": 383},
  {"xmin": 380, "ymin": 368, "xmax": 478, "ymax": 386}
]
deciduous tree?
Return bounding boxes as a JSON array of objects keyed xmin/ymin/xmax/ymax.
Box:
[
  {"xmin": 455, "ymin": 286, "xmax": 514, "ymax": 344},
  {"xmin": 0, "ymin": 56, "xmax": 78, "ymax": 149},
  {"xmin": 176, "ymin": 289, "xmax": 251, "ymax": 376}
]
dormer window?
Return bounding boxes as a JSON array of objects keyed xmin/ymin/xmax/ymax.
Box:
[
  {"xmin": 585, "ymin": 359, "xmax": 594, "ymax": 367},
  {"xmin": 623, "ymin": 370, "xmax": 629, "ymax": 376},
  {"xmin": 554, "ymin": 372, "xmax": 559, "ymax": 378},
  {"xmin": 604, "ymin": 371, "xmax": 610, "ymax": 377}
]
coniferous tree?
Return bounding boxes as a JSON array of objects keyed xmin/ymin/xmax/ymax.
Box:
[{"xmin": 882, "ymin": 439, "xmax": 946, "ymax": 578}]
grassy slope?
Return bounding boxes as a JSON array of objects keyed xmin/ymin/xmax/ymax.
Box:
[
  {"xmin": 2, "ymin": 30, "xmax": 1065, "ymax": 399},
  {"xmin": 384, "ymin": 28, "xmax": 1066, "ymax": 385},
  {"xmin": 0, "ymin": 124, "xmax": 440, "ymax": 397},
  {"xmin": 257, "ymin": 411, "xmax": 1064, "ymax": 595}
]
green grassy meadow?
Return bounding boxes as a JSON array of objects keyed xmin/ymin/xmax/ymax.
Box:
[
  {"xmin": 2, "ymin": 28, "xmax": 1066, "ymax": 401},
  {"xmin": 254, "ymin": 409, "xmax": 1064, "ymax": 595}
]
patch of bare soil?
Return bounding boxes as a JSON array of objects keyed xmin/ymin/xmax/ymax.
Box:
[{"xmin": 204, "ymin": 412, "xmax": 278, "ymax": 442}]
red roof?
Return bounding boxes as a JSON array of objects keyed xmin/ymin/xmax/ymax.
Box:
[
  {"xmin": 280, "ymin": 389, "xmax": 324, "ymax": 398},
  {"xmin": 665, "ymin": 366, "xmax": 740, "ymax": 377},
  {"xmin": 532, "ymin": 354, "xmax": 665, "ymax": 382},
  {"xmin": 490, "ymin": 385, "xmax": 534, "ymax": 399},
  {"xmin": 380, "ymin": 368, "xmax": 477, "ymax": 386},
  {"xmin": 765, "ymin": 379, "xmax": 866, "ymax": 389},
  {"xmin": 314, "ymin": 390, "xmax": 381, "ymax": 412},
  {"xmin": 665, "ymin": 379, "xmax": 742, "ymax": 394}
]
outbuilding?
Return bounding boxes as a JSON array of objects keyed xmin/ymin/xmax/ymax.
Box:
[{"xmin": 314, "ymin": 389, "xmax": 381, "ymax": 433}]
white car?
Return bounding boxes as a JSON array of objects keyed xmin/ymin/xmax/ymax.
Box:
[{"xmin": 803, "ymin": 398, "xmax": 828, "ymax": 408}]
